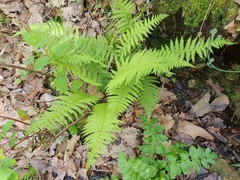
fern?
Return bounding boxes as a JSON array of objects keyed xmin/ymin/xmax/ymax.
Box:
[
  {"xmin": 15, "ymin": 0, "xmax": 232, "ymax": 170},
  {"xmin": 27, "ymin": 90, "xmax": 100, "ymax": 134},
  {"xmin": 115, "ymin": 14, "xmax": 168, "ymax": 57},
  {"xmin": 139, "ymin": 76, "xmax": 160, "ymax": 119},
  {"xmin": 83, "ymin": 103, "xmax": 122, "ymax": 168}
]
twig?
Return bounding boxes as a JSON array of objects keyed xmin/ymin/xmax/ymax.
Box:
[
  {"xmin": 199, "ymin": 0, "xmax": 213, "ymax": 33},
  {"xmin": 0, "ymin": 115, "xmax": 30, "ymax": 125},
  {"xmin": 3, "ymin": 134, "xmax": 36, "ymax": 154},
  {"xmin": 0, "ymin": 62, "xmax": 53, "ymax": 77},
  {"xmin": 46, "ymin": 112, "xmax": 89, "ymax": 150}
]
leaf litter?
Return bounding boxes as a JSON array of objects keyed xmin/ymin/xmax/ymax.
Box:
[{"xmin": 0, "ymin": 0, "xmax": 240, "ymax": 179}]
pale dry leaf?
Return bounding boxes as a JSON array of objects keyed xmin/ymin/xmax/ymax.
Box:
[
  {"xmin": 190, "ymin": 92, "xmax": 229, "ymax": 117},
  {"xmin": 160, "ymin": 88, "xmax": 177, "ymax": 105},
  {"xmin": 206, "ymin": 79, "xmax": 224, "ymax": 96},
  {"xmin": 210, "ymin": 94, "xmax": 229, "ymax": 112},
  {"xmin": 181, "ymin": 120, "xmax": 214, "ymax": 140},
  {"xmin": 224, "ymin": 20, "xmax": 237, "ymax": 34},
  {"xmin": 101, "ymin": 142, "xmax": 136, "ymax": 159},
  {"xmin": 78, "ymin": 169, "xmax": 88, "ymax": 180},
  {"xmin": 65, "ymin": 135, "xmax": 80, "ymax": 156},
  {"xmin": 189, "ymin": 92, "xmax": 211, "ymax": 117},
  {"xmin": 159, "ymin": 114, "xmax": 175, "ymax": 132},
  {"xmin": 119, "ymin": 127, "xmax": 142, "ymax": 148}
]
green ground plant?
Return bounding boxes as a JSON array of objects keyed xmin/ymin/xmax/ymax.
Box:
[
  {"xmin": 117, "ymin": 115, "xmax": 217, "ymax": 180},
  {"xmin": 15, "ymin": 0, "xmax": 230, "ymax": 169},
  {"xmin": 0, "ymin": 149, "xmax": 18, "ymax": 180},
  {"xmin": 0, "ymin": 120, "xmax": 16, "ymax": 148}
]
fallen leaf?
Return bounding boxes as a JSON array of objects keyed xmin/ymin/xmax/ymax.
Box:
[
  {"xmin": 119, "ymin": 127, "xmax": 142, "ymax": 148},
  {"xmin": 181, "ymin": 121, "xmax": 214, "ymax": 140},
  {"xmin": 190, "ymin": 92, "xmax": 229, "ymax": 117},
  {"xmin": 224, "ymin": 20, "xmax": 238, "ymax": 35},
  {"xmin": 160, "ymin": 88, "xmax": 177, "ymax": 105}
]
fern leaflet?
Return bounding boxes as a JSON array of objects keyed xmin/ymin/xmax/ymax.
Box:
[
  {"xmin": 27, "ymin": 90, "xmax": 100, "ymax": 134},
  {"xmin": 83, "ymin": 103, "xmax": 122, "ymax": 169}
]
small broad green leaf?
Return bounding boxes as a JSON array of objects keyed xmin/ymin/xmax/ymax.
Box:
[
  {"xmin": 156, "ymin": 144, "xmax": 169, "ymax": 155},
  {"xmin": 143, "ymin": 128, "xmax": 154, "ymax": 136},
  {"xmin": 17, "ymin": 109, "xmax": 30, "ymax": 120},
  {"xmin": 197, "ymin": 147, "xmax": 204, "ymax": 158},
  {"xmin": 140, "ymin": 144, "xmax": 155, "ymax": 155},
  {"xmin": 70, "ymin": 79, "xmax": 83, "ymax": 91},
  {"xmin": 181, "ymin": 159, "xmax": 190, "ymax": 175},
  {"xmin": 201, "ymin": 158, "xmax": 210, "ymax": 169},
  {"xmin": 2, "ymin": 121, "xmax": 14, "ymax": 133},
  {"xmin": 14, "ymin": 79, "xmax": 21, "ymax": 85},
  {"xmin": 25, "ymin": 55, "xmax": 34, "ymax": 66},
  {"xmin": 155, "ymin": 134, "xmax": 168, "ymax": 143},
  {"xmin": 0, "ymin": 149, "xmax": 4, "ymax": 160},
  {"xmin": 34, "ymin": 57, "xmax": 50, "ymax": 70},
  {"xmin": 20, "ymin": 70, "xmax": 29, "ymax": 78},
  {"xmin": 1, "ymin": 158, "xmax": 16, "ymax": 168},
  {"xmin": 53, "ymin": 75, "xmax": 68, "ymax": 93},
  {"xmin": 152, "ymin": 125, "xmax": 164, "ymax": 132},
  {"xmin": 192, "ymin": 159, "xmax": 201, "ymax": 172},
  {"xmin": 189, "ymin": 146, "xmax": 197, "ymax": 158},
  {"xmin": 166, "ymin": 152, "xmax": 178, "ymax": 162},
  {"xmin": 169, "ymin": 162, "xmax": 180, "ymax": 179},
  {"xmin": 0, "ymin": 167, "xmax": 15, "ymax": 180},
  {"xmin": 178, "ymin": 150, "xmax": 189, "ymax": 160}
]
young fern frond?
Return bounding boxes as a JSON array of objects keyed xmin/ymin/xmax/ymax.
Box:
[
  {"xmin": 27, "ymin": 90, "xmax": 100, "ymax": 134},
  {"xmin": 83, "ymin": 103, "xmax": 122, "ymax": 169},
  {"xmin": 162, "ymin": 35, "xmax": 232, "ymax": 62},
  {"xmin": 107, "ymin": 49, "xmax": 192, "ymax": 90},
  {"xmin": 111, "ymin": 0, "xmax": 140, "ymax": 34},
  {"xmin": 115, "ymin": 14, "xmax": 168, "ymax": 57},
  {"xmin": 139, "ymin": 76, "xmax": 160, "ymax": 119}
]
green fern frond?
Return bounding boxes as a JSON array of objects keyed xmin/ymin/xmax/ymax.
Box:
[
  {"xmin": 27, "ymin": 90, "xmax": 100, "ymax": 134},
  {"xmin": 107, "ymin": 79, "xmax": 143, "ymax": 113},
  {"xmin": 83, "ymin": 103, "xmax": 122, "ymax": 169},
  {"xmin": 162, "ymin": 36, "xmax": 232, "ymax": 62},
  {"xmin": 139, "ymin": 76, "xmax": 160, "ymax": 119},
  {"xmin": 115, "ymin": 14, "xmax": 168, "ymax": 57},
  {"xmin": 111, "ymin": 0, "xmax": 139, "ymax": 33},
  {"xmin": 107, "ymin": 49, "xmax": 191, "ymax": 90}
]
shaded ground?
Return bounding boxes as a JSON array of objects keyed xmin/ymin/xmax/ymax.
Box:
[{"xmin": 1, "ymin": 0, "xmax": 240, "ymax": 179}]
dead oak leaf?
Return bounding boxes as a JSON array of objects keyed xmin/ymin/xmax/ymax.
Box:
[{"xmin": 189, "ymin": 92, "xmax": 229, "ymax": 117}]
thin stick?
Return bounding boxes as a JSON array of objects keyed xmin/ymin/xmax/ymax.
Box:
[
  {"xmin": 199, "ymin": 0, "xmax": 213, "ymax": 33},
  {"xmin": 0, "ymin": 115, "xmax": 30, "ymax": 125},
  {"xmin": 46, "ymin": 112, "xmax": 89, "ymax": 150},
  {"xmin": 0, "ymin": 63, "xmax": 53, "ymax": 77}
]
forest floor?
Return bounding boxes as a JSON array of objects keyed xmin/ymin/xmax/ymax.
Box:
[{"xmin": 1, "ymin": 0, "xmax": 240, "ymax": 180}]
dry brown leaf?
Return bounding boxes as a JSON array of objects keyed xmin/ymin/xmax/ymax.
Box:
[
  {"xmin": 224, "ymin": 20, "xmax": 238, "ymax": 35},
  {"xmin": 160, "ymin": 88, "xmax": 177, "ymax": 105},
  {"xmin": 181, "ymin": 121, "xmax": 214, "ymax": 140},
  {"xmin": 65, "ymin": 135, "xmax": 80, "ymax": 156},
  {"xmin": 190, "ymin": 92, "xmax": 229, "ymax": 117},
  {"xmin": 119, "ymin": 127, "xmax": 142, "ymax": 148}
]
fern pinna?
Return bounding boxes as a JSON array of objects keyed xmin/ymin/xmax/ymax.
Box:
[{"xmin": 16, "ymin": 0, "xmax": 230, "ymax": 169}]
